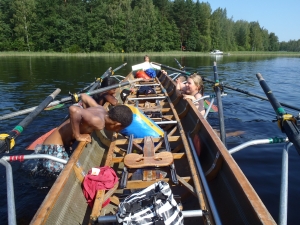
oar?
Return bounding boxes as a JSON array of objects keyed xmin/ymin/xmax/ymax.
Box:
[
  {"xmin": 174, "ymin": 58, "xmax": 185, "ymax": 70},
  {"xmin": 213, "ymin": 62, "xmax": 226, "ymax": 145},
  {"xmin": 152, "ymin": 62, "xmax": 192, "ymax": 76},
  {"xmin": 111, "ymin": 62, "xmax": 127, "ymax": 75},
  {"xmin": 256, "ymin": 73, "xmax": 300, "ymax": 154},
  {"xmin": 88, "ymin": 63, "xmax": 128, "ymax": 92},
  {"xmin": 202, "ymin": 77, "xmax": 300, "ymax": 112},
  {"xmin": 88, "ymin": 67, "xmax": 112, "ymax": 92},
  {"xmin": 0, "ymin": 89, "xmax": 61, "ymax": 154}
]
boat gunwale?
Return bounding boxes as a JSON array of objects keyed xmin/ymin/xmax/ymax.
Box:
[{"xmin": 160, "ymin": 71, "xmax": 276, "ymax": 224}]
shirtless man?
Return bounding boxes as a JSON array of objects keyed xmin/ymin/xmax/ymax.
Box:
[
  {"xmin": 44, "ymin": 93, "xmax": 132, "ymax": 146},
  {"xmin": 39, "ymin": 94, "xmax": 133, "ymax": 172}
]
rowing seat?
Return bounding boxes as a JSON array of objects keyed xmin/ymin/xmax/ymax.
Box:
[
  {"xmin": 124, "ymin": 136, "xmax": 174, "ymax": 182},
  {"xmin": 124, "ymin": 151, "xmax": 173, "ymax": 168},
  {"xmin": 124, "ymin": 136, "xmax": 173, "ymax": 169}
]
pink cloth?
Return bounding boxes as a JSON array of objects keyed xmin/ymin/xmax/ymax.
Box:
[{"xmin": 83, "ymin": 166, "xmax": 118, "ymax": 208}]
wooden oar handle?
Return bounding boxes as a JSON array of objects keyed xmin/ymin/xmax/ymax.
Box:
[{"xmin": 50, "ymin": 88, "xmax": 61, "ymax": 99}]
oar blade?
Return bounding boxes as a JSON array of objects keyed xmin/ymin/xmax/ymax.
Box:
[
  {"xmin": 44, "ymin": 103, "xmax": 65, "ymax": 110},
  {"xmin": 204, "ymin": 100, "xmax": 218, "ymax": 112}
]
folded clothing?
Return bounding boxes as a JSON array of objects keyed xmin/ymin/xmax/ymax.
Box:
[{"xmin": 83, "ymin": 166, "xmax": 118, "ymax": 208}]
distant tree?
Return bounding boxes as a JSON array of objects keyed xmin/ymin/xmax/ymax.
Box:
[
  {"xmin": 261, "ymin": 28, "xmax": 270, "ymax": 51},
  {"xmin": 155, "ymin": 10, "xmax": 180, "ymax": 51},
  {"xmin": 221, "ymin": 15, "xmax": 237, "ymax": 51},
  {"xmin": 85, "ymin": 0, "xmax": 109, "ymax": 52},
  {"xmin": 0, "ymin": 2, "xmax": 12, "ymax": 50},
  {"xmin": 269, "ymin": 32, "xmax": 279, "ymax": 51},
  {"xmin": 102, "ymin": 0, "xmax": 129, "ymax": 52},
  {"xmin": 195, "ymin": 1, "xmax": 211, "ymax": 51},
  {"xmin": 172, "ymin": 0, "xmax": 190, "ymax": 51},
  {"xmin": 11, "ymin": 0, "xmax": 36, "ymax": 51},
  {"xmin": 249, "ymin": 21, "xmax": 263, "ymax": 51},
  {"xmin": 130, "ymin": 0, "xmax": 158, "ymax": 52},
  {"xmin": 233, "ymin": 20, "xmax": 250, "ymax": 51},
  {"xmin": 210, "ymin": 7, "xmax": 223, "ymax": 50}
]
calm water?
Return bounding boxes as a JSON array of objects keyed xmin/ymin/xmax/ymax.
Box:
[{"xmin": 0, "ymin": 55, "xmax": 300, "ymax": 224}]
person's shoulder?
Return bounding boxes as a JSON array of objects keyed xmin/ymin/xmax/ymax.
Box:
[{"xmin": 194, "ymin": 92, "xmax": 202, "ymax": 98}]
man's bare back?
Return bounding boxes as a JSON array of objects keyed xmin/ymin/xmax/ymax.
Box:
[
  {"xmin": 43, "ymin": 105, "xmax": 108, "ymax": 146},
  {"xmin": 43, "ymin": 94, "xmax": 125, "ymax": 147}
]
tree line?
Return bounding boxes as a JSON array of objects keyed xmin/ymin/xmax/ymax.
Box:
[{"xmin": 0, "ymin": 0, "xmax": 299, "ymax": 53}]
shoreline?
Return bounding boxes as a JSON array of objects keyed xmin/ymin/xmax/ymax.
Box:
[{"xmin": 0, "ymin": 51, "xmax": 300, "ymax": 57}]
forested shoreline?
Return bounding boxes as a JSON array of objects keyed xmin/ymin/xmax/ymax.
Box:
[{"xmin": 0, "ymin": 0, "xmax": 299, "ymax": 53}]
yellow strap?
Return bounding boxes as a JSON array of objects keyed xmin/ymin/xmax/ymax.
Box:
[{"xmin": 0, "ymin": 134, "xmax": 15, "ymax": 149}]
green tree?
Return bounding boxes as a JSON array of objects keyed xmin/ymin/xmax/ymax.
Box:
[
  {"xmin": 11, "ymin": 0, "xmax": 36, "ymax": 51},
  {"xmin": 152, "ymin": 1, "xmax": 179, "ymax": 51},
  {"xmin": 269, "ymin": 32, "xmax": 279, "ymax": 51},
  {"xmin": 183, "ymin": 0, "xmax": 199, "ymax": 51},
  {"xmin": 0, "ymin": 2, "xmax": 12, "ymax": 50},
  {"xmin": 210, "ymin": 7, "xmax": 223, "ymax": 50},
  {"xmin": 85, "ymin": 0, "xmax": 109, "ymax": 52},
  {"xmin": 261, "ymin": 28, "xmax": 270, "ymax": 51},
  {"xmin": 234, "ymin": 20, "xmax": 250, "ymax": 51},
  {"xmin": 249, "ymin": 21, "xmax": 263, "ymax": 51},
  {"xmin": 130, "ymin": 0, "xmax": 159, "ymax": 52},
  {"xmin": 195, "ymin": 1, "xmax": 211, "ymax": 51},
  {"xmin": 172, "ymin": 0, "xmax": 188, "ymax": 50}
]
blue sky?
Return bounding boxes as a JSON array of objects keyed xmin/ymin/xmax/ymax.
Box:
[{"xmin": 207, "ymin": 0, "xmax": 300, "ymax": 42}]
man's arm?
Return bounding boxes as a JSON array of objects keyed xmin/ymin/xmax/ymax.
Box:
[
  {"xmin": 81, "ymin": 93, "xmax": 99, "ymax": 108},
  {"xmin": 104, "ymin": 94, "xmax": 118, "ymax": 106},
  {"xmin": 69, "ymin": 105, "xmax": 92, "ymax": 142}
]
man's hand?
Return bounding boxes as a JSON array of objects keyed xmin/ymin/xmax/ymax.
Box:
[{"xmin": 75, "ymin": 134, "xmax": 92, "ymax": 143}]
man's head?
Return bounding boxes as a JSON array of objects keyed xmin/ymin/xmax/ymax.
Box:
[{"xmin": 106, "ymin": 105, "xmax": 133, "ymax": 131}]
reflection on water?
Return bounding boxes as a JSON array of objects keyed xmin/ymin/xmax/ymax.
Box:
[{"xmin": 0, "ymin": 55, "xmax": 300, "ymax": 224}]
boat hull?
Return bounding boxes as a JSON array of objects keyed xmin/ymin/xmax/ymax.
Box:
[{"xmin": 30, "ymin": 70, "xmax": 276, "ymax": 225}]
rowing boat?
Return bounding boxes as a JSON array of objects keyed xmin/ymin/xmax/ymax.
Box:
[{"xmin": 29, "ymin": 66, "xmax": 276, "ymax": 225}]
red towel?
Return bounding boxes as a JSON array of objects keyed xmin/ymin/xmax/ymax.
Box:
[{"xmin": 83, "ymin": 166, "xmax": 118, "ymax": 208}]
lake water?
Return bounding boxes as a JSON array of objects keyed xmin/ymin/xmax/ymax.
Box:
[{"xmin": 0, "ymin": 55, "xmax": 300, "ymax": 224}]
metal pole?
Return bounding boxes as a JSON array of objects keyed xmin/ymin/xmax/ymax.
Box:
[
  {"xmin": 278, "ymin": 142, "xmax": 293, "ymax": 225},
  {"xmin": 187, "ymin": 133, "xmax": 222, "ymax": 225},
  {"xmin": 0, "ymin": 159, "xmax": 16, "ymax": 225}
]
